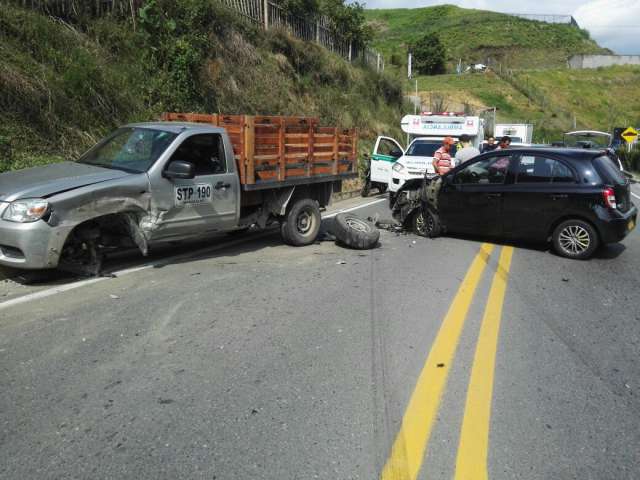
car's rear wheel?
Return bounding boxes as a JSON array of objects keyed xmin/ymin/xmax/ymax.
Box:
[{"xmin": 552, "ymin": 219, "xmax": 599, "ymax": 260}]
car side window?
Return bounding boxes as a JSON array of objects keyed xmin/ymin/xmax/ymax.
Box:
[
  {"xmin": 376, "ymin": 138, "xmax": 402, "ymax": 157},
  {"xmin": 453, "ymin": 155, "xmax": 511, "ymax": 185},
  {"xmin": 551, "ymin": 160, "xmax": 576, "ymax": 183},
  {"xmin": 516, "ymin": 155, "xmax": 575, "ymax": 184},
  {"xmin": 169, "ymin": 134, "xmax": 226, "ymax": 176}
]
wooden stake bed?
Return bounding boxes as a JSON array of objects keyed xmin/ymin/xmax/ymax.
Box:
[{"xmin": 161, "ymin": 112, "xmax": 358, "ymax": 190}]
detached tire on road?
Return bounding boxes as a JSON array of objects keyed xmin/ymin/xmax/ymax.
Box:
[
  {"xmin": 552, "ymin": 219, "xmax": 599, "ymax": 260},
  {"xmin": 332, "ymin": 213, "xmax": 379, "ymax": 250},
  {"xmin": 280, "ymin": 198, "xmax": 322, "ymax": 247}
]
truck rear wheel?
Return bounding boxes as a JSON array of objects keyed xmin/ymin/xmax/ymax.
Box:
[{"xmin": 280, "ymin": 198, "xmax": 322, "ymax": 246}]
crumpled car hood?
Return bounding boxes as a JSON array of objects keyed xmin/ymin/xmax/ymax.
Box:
[{"xmin": 0, "ymin": 162, "xmax": 131, "ymax": 202}]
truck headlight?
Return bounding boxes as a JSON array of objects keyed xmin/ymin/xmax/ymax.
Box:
[
  {"xmin": 392, "ymin": 162, "xmax": 405, "ymax": 173},
  {"xmin": 2, "ymin": 199, "xmax": 49, "ymax": 223}
]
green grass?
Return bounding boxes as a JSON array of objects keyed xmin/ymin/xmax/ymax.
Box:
[
  {"xmin": 366, "ymin": 4, "xmax": 607, "ymax": 71},
  {"xmin": 411, "ymin": 66, "xmax": 640, "ymax": 143},
  {"xmin": 0, "ymin": 2, "xmax": 407, "ymax": 172}
]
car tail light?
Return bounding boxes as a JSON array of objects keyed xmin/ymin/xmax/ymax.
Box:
[{"xmin": 602, "ymin": 187, "xmax": 617, "ymax": 209}]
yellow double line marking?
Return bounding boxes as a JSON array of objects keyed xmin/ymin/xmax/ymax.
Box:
[{"xmin": 380, "ymin": 244, "xmax": 514, "ymax": 480}]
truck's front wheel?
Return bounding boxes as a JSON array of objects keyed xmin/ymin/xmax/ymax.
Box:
[{"xmin": 280, "ymin": 198, "xmax": 322, "ymax": 246}]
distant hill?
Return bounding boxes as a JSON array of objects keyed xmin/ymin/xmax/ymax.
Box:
[
  {"xmin": 365, "ymin": 4, "xmax": 608, "ymax": 70},
  {"xmin": 415, "ymin": 66, "xmax": 640, "ymax": 142}
]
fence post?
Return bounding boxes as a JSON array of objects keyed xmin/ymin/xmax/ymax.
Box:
[
  {"xmin": 348, "ymin": 42, "xmax": 352, "ymax": 63},
  {"xmin": 263, "ymin": 0, "xmax": 269, "ymax": 30}
]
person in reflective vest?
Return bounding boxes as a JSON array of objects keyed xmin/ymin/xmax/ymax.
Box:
[{"xmin": 432, "ymin": 136, "xmax": 456, "ymax": 175}]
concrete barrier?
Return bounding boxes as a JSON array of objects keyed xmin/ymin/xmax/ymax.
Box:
[{"xmin": 568, "ymin": 55, "xmax": 640, "ymax": 69}]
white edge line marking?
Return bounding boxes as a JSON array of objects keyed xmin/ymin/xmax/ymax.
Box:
[
  {"xmin": 631, "ymin": 191, "xmax": 640, "ymax": 200},
  {"xmin": 0, "ymin": 197, "xmax": 387, "ymax": 311}
]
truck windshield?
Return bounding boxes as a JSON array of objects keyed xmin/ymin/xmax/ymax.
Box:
[
  {"xmin": 78, "ymin": 127, "xmax": 177, "ymax": 173},
  {"xmin": 406, "ymin": 142, "xmax": 441, "ymax": 157}
]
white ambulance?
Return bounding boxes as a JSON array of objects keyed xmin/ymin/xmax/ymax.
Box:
[{"xmin": 369, "ymin": 113, "xmax": 485, "ymax": 201}]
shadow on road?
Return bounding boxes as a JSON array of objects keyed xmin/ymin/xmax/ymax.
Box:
[
  {"xmin": 0, "ymin": 215, "xmax": 352, "ymax": 287},
  {"xmin": 440, "ymin": 232, "xmax": 628, "ymax": 261}
]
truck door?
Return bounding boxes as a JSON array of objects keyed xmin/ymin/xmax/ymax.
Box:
[
  {"xmin": 370, "ymin": 136, "xmax": 404, "ymax": 184},
  {"xmin": 149, "ymin": 133, "xmax": 239, "ymax": 241}
]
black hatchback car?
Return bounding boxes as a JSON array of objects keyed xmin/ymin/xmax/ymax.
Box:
[{"xmin": 413, "ymin": 148, "xmax": 636, "ymax": 259}]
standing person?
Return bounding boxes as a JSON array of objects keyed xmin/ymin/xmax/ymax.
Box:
[
  {"xmin": 455, "ymin": 134, "xmax": 481, "ymax": 166},
  {"xmin": 482, "ymin": 136, "xmax": 497, "ymax": 153},
  {"xmin": 432, "ymin": 137, "xmax": 455, "ymax": 175},
  {"xmin": 497, "ymin": 135, "xmax": 511, "ymax": 150}
]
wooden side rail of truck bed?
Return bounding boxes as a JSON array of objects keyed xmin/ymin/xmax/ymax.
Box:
[{"xmin": 161, "ymin": 112, "xmax": 358, "ymax": 189}]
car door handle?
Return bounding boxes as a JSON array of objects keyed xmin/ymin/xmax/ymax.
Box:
[
  {"xmin": 486, "ymin": 193, "xmax": 502, "ymax": 198},
  {"xmin": 215, "ymin": 181, "xmax": 231, "ymax": 190},
  {"xmin": 550, "ymin": 194, "xmax": 568, "ymax": 200}
]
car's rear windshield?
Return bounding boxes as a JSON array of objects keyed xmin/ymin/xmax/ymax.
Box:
[
  {"xmin": 78, "ymin": 127, "xmax": 177, "ymax": 173},
  {"xmin": 593, "ymin": 156, "xmax": 626, "ymax": 186},
  {"xmin": 406, "ymin": 142, "xmax": 442, "ymax": 157}
]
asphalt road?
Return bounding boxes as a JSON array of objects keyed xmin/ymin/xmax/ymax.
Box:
[{"xmin": 1, "ymin": 190, "xmax": 639, "ymax": 480}]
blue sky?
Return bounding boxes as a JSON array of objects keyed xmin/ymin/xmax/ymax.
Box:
[{"xmin": 355, "ymin": 0, "xmax": 638, "ymax": 54}]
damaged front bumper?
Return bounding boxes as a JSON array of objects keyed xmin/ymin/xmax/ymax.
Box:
[{"xmin": 0, "ymin": 202, "xmax": 71, "ymax": 269}]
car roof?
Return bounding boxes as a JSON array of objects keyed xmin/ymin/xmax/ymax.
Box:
[
  {"xmin": 125, "ymin": 122, "xmax": 225, "ymax": 134},
  {"xmin": 490, "ymin": 146, "xmax": 607, "ymax": 160}
]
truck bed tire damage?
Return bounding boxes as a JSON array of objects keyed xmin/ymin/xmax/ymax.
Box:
[{"xmin": 332, "ymin": 213, "xmax": 380, "ymax": 250}]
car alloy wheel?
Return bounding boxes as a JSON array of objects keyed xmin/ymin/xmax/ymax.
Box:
[{"xmin": 558, "ymin": 225, "xmax": 591, "ymax": 255}]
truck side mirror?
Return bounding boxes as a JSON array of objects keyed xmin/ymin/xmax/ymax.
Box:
[{"xmin": 164, "ymin": 160, "xmax": 195, "ymax": 180}]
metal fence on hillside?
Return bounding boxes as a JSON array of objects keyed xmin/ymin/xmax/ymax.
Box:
[
  {"xmin": 220, "ymin": 0, "xmax": 382, "ymax": 69},
  {"xmin": 7, "ymin": 0, "xmax": 384, "ymax": 70},
  {"xmin": 505, "ymin": 13, "xmax": 580, "ymax": 27}
]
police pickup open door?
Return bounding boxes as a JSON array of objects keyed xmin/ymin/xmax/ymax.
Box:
[{"xmin": 369, "ymin": 136, "xmax": 404, "ymax": 186}]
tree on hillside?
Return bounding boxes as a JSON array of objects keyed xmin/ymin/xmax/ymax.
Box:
[
  {"xmin": 280, "ymin": 0, "xmax": 372, "ymax": 50},
  {"xmin": 320, "ymin": 0, "xmax": 372, "ymax": 50},
  {"xmin": 411, "ymin": 33, "xmax": 446, "ymax": 75},
  {"xmin": 281, "ymin": 0, "xmax": 320, "ymax": 19}
]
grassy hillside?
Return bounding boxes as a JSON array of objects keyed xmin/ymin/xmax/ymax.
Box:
[
  {"xmin": 365, "ymin": 5, "xmax": 607, "ymax": 70},
  {"xmin": 414, "ymin": 66, "xmax": 640, "ymax": 142},
  {"xmin": 0, "ymin": 2, "xmax": 406, "ymax": 172}
]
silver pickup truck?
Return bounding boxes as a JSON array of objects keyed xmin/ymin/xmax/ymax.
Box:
[{"xmin": 0, "ymin": 121, "xmax": 356, "ymax": 274}]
